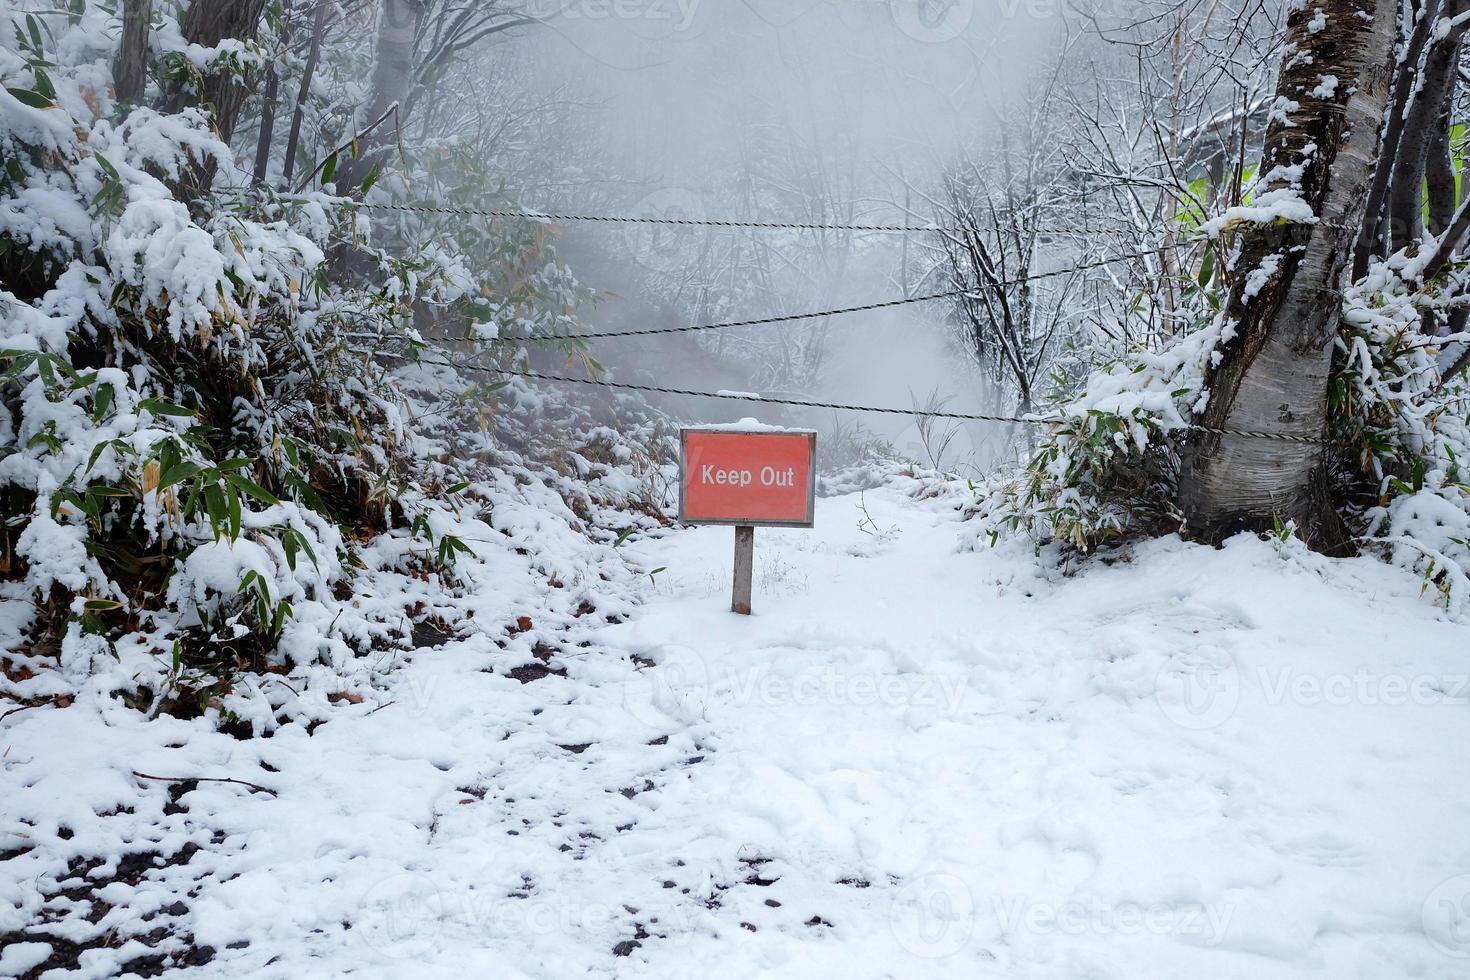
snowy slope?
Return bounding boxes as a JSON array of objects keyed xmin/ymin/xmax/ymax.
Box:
[{"xmin": 4, "ymin": 478, "xmax": 1470, "ymax": 978}]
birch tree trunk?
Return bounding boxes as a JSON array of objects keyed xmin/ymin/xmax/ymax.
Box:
[{"xmin": 1176, "ymin": 0, "xmax": 1398, "ymax": 551}]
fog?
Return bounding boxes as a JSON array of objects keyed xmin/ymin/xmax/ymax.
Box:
[{"xmin": 501, "ymin": 1, "xmax": 1071, "ymax": 470}]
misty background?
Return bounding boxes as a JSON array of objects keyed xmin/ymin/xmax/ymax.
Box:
[{"xmin": 454, "ymin": 0, "xmax": 1075, "ymax": 472}]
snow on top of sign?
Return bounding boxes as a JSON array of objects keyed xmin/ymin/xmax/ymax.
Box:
[{"xmin": 691, "ymin": 417, "xmax": 817, "ymax": 434}]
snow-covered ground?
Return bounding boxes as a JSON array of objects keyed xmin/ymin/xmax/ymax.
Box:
[{"xmin": 5, "ymin": 479, "xmax": 1470, "ymax": 978}]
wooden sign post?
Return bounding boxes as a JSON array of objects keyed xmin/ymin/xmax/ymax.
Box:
[{"xmin": 679, "ymin": 425, "xmax": 817, "ymax": 615}]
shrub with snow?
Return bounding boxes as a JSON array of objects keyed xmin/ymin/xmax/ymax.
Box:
[
  {"xmin": 0, "ymin": 1, "xmax": 600, "ymax": 719},
  {"xmin": 967, "ymin": 238, "xmax": 1470, "ymax": 617}
]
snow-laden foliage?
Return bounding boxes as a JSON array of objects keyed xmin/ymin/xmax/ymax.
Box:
[
  {"xmin": 1336, "ymin": 256, "xmax": 1470, "ymax": 615},
  {"xmin": 968, "ymin": 236, "xmax": 1470, "ymax": 616},
  {"xmin": 0, "ymin": 1, "xmax": 592, "ymax": 716},
  {"xmin": 964, "ymin": 314, "xmax": 1230, "ymax": 551}
]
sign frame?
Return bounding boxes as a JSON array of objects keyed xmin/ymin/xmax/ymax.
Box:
[{"xmin": 677, "ymin": 427, "xmax": 818, "ymax": 529}]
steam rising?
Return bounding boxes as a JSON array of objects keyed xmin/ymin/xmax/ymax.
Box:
[{"xmin": 502, "ymin": 1, "xmax": 1068, "ymax": 470}]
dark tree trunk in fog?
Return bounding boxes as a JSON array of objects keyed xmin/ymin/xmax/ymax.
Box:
[
  {"xmin": 1353, "ymin": 0, "xmax": 1438, "ymax": 273},
  {"xmin": 1388, "ymin": 2, "xmax": 1468, "ymax": 251},
  {"xmin": 178, "ymin": 0, "xmax": 269, "ymax": 145},
  {"xmin": 252, "ymin": 0, "xmax": 292, "ymax": 185},
  {"xmin": 283, "ymin": 0, "xmax": 330, "ymax": 186},
  {"xmin": 1425, "ymin": 96, "xmax": 1459, "ymax": 237},
  {"xmin": 338, "ymin": 0, "xmax": 425, "ymax": 190},
  {"xmin": 1177, "ymin": 0, "xmax": 1398, "ymax": 551},
  {"xmin": 114, "ymin": 0, "xmax": 152, "ymax": 105}
]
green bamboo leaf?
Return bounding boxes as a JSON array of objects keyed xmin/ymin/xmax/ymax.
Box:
[
  {"xmin": 94, "ymin": 152, "xmax": 119, "ymax": 181},
  {"xmin": 227, "ymin": 485, "xmax": 242, "ymax": 540},
  {"xmin": 92, "ymin": 382, "xmax": 114, "ymax": 422},
  {"xmin": 6, "ymin": 87, "xmax": 54, "ymax": 109},
  {"xmin": 159, "ymin": 461, "xmax": 206, "ymax": 489},
  {"xmin": 86, "ymin": 440, "xmax": 112, "ymax": 473},
  {"xmin": 1198, "ymin": 242, "xmax": 1215, "ymax": 290},
  {"xmin": 225, "ymin": 473, "xmax": 280, "ymax": 506},
  {"xmin": 138, "ymin": 397, "xmax": 196, "ymax": 418},
  {"xmin": 32, "ymin": 67, "xmax": 55, "ymax": 102},
  {"xmin": 204, "ymin": 484, "xmax": 226, "ymax": 536}
]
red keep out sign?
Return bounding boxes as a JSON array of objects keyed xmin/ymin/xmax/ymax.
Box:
[{"xmin": 679, "ymin": 426, "xmax": 816, "ymax": 527}]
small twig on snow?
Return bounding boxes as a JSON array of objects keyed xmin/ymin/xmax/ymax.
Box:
[
  {"xmin": 132, "ymin": 770, "xmax": 279, "ymax": 796},
  {"xmin": 0, "ymin": 702, "xmax": 44, "ymax": 724}
]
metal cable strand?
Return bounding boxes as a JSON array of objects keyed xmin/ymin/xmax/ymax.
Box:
[
  {"xmin": 517, "ymin": 245, "xmax": 1185, "ymax": 340},
  {"xmin": 358, "ymin": 201, "xmax": 1223, "ymax": 241},
  {"xmin": 431, "ymin": 363, "xmax": 1322, "ymax": 443},
  {"xmin": 557, "ymin": 290, "xmax": 962, "ymax": 338},
  {"xmin": 358, "ymin": 202, "xmax": 977, "ymax": 234}
]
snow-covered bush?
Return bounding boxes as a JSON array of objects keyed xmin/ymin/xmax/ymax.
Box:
[
  {"xmin": 965, "ymin": 315, "xmax": 1229, "ymax": 551},
  {"xmin": 0, "ymin": 1, "xmax": 591, "ymax": 714},
  {"xmin": 968, "ymin": 237, "xmax": 1470, "ymax": 616},
  {"xmin": 1335, "ymin": 256, "xmax": 1470, "ymax": 615}
]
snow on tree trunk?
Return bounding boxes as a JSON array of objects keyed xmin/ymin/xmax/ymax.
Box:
[
  {"xmin": 1388, "ymin": 0, "xmax": 1468, "ymax": 251},
  {"xmin": 1176, "ymin": 0, "xmax": 1397, "ymax": 552},
  {"xmin": 177, "ymin": 0, "xmax": 268, "ymax": 144}
]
